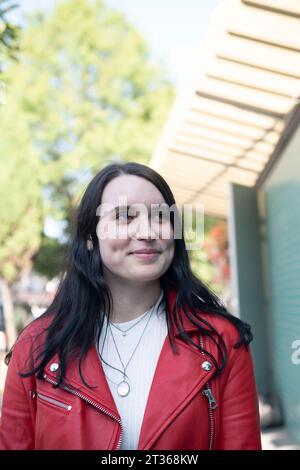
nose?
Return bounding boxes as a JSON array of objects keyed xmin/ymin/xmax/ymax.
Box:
[{"xmin": 130, "ymin": 214, "xmax": 157, "ymax": 240}]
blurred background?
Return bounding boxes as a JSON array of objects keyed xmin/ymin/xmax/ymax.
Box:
[{"xmin": 0, "ymin": 0, "xmax": 300, "ymax": 449}]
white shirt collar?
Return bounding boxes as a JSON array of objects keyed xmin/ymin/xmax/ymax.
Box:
[{"xmin": 102, "ymin": 288, "xmax": 165, "ymax": 325}]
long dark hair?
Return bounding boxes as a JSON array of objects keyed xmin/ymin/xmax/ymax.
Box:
[{"xmin": 6, "ymin": 162, "xmax": 252, "ymax": 387}]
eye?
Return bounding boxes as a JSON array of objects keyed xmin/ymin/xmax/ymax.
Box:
[
  {"xmin": 152, "ymin": 208, "xmax": 170, "ymax": 223},
  {"xmin": 116, "ymin": 208, "xmax": 134, "ymax": 222}
]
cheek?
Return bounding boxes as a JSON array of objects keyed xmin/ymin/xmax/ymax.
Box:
[
  {"xmin": 98, "ymin": 238, "xmax": 129, "ymax": 268},
  {"xmin": 161, "ymin": 239, "xmax": 175, "ymax": 265},
  {"xmin": 97, "ymin": 218, "xmax": 129, "ymax": 240},
  {"xmin": 156, "ymin": 221, "xmax": 174, "ymax": 240},
  {"xmin": 161, "ymin": 224, "xmax": 175, "ymax": 250},
  {"xmin": 169, "ymin": 241, "xmax": 175, "ymax": 260},
  {"xmin": 98, "ymin": 220, "xmax": 133, "ymax": 270},
  {"xmin": 100, "ymin": 238, "xmax": 126, "ymax": 253}
]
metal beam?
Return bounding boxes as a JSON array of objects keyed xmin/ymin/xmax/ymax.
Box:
[
  {"xmin": 195, "ymin": 90, "xmax": 284, "ymax": 118},
  {"xmin": 216, "ymin": 54, "xmax": 300, "ymax": 80},
  {"xmin": 256, "ymin": 103, "xmax": 300, "ymax": 187},
  {"xmin": 242, "ymin": 0, "xmax": 300, "ymax": 20},
  {"xmin": 228, "ymin": 31, "xmax": 300, "ymax": 54},
  {"xmin": 206, "ymin": 73, "xmax": 293, "ymax": 99}
]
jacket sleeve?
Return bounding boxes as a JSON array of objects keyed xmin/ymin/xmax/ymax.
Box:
[
  {"xmin": 0, "ymin": 337, "xmax": 36, "ymax": 450},
  {"xmin": 218, "ymin": 343, "xmax": 262, "ymax": 450}
]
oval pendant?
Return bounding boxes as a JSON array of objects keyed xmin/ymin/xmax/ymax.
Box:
[{"xmin": 117, "ymin": 380, "xmax": 130, "ymax": 397}]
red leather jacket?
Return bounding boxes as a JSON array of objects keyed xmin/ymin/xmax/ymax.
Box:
[{"xmin": 0, "ymin": 288, "xmax": 262, "ymax": 450}]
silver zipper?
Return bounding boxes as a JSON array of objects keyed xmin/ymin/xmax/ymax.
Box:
[
  {"xmin": 202, "ymin": 388, "xmax": 217, "ymax": 410},
  {"xmin": 43, "ymin": 373, "xmax": 123, "ymax": 450},
  {"xmin": 199, "ymin": 335, "xmax": 217, "ymax": 450},
  {"xmin": 36, "ymin": 391, "xmax": 72, "ymax": 411}
]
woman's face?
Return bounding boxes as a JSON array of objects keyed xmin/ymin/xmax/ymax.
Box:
[{"xmin": 96, "ymin": 174, "xmax": 175, "ymax": 284}]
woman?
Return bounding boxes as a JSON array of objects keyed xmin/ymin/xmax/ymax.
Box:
[{"xmin": 0, "ymin": 162, "xmax": 261, "ymax": 450}]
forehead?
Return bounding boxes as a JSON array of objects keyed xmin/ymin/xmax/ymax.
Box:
[{"xmin": 101, "ymin": 174, "xmax": 165, "ymax": 206}]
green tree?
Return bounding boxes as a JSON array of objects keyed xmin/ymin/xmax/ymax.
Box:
[
  {"xmin": 0, "ymin": 1, "xmax": 24, "ymax": 348},
  {"xmin": 5, "ymin": 0, "xmax": 174, "ymax": 268},
  {"xmin": 0, "ymin": 0, "xmax": 19, "ymax": 71},
  {"xmin": 0, "ymin": 96, "xmax": 43, "ymax": 347},
  {"xmin": 12, "ymin": 0, "xmax": 174, "ymax": 231},
  {"xmin": 0, "ymin": 0, "xmax": 174, "ymax": 338}
]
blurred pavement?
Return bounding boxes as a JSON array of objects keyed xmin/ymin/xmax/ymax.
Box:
[{"xmin": 261, "ymin": 427, "xmax": 300, "ymax": 450}]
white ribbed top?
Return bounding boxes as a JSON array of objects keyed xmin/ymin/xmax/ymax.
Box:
[{"xmin": 97, "ymin": 290, "xmax": 168, "ymax": 450}]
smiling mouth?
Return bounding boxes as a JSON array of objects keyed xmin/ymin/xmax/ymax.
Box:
[
  {"xmin": 129, "ymin": 251, "xmax": 161, "ymax": 260},
  {"xmin": 130, "ymin": 250, "xmax": 160, "ymax": 254}
]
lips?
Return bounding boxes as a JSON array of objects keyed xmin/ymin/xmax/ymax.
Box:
[{"xmin": 129, "ymin": 249, "xmax": 161, "ymax": 255}]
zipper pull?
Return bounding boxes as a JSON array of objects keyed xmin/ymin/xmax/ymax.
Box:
[
  {"xmin": 29, "ymin": 389, "xmax": 36, "ymax": 399},
  {"xmin": 202, "ymin": 386, "xmax": 217, "ymax": 410}
]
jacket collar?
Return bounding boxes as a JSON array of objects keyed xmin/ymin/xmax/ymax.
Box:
[
  {"xmin": 165, "ymin": 287, "xmax": 203, "ymax": 336},
  {"xmin": 43, "ymin": 287, "xmax": 216, "ymax": 449}
]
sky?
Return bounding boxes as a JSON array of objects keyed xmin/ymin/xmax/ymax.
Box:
[
  {"xmin": 8, "ymin": 0, "xmax": 221, "ymax": 238},
  {"xmin": 10, "ymin": 0, "xmax": 221, "ymax": 91}
]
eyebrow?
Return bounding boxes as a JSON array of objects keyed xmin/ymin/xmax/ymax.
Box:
[{"xmin": 100, "ymin": 203, "xmax": 168, "ymax": 218}]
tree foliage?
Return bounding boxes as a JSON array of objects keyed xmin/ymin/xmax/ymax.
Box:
[
  {"xmin": 18, "ymin": 0, "xmax": 174, "ymax": 222},
  {"xmin": 1, "ymin": 0, "xmax": 175, "ymax": 281},
  {"xmin": 0, "ymin": 0, "xmax": 19, "ymax": 71},
  {"xmin": 0, "ymin": 96, "xmax": 43, "ymax": 282}
]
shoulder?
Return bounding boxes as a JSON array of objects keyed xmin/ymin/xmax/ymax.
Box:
[
  {"xmin": 199, "ymin": 310, "xmax": 244, "ymax": 349},
  {"xmin": 11, "ymin": 313, "xmax": 54, "ymax": 363},
  {"xmin": 17, "ymin": 312, "xmax": 53, "ymax": 342},
  {"xmin": 168, "ymin": 288, "xmax": 248, "ymax": 353},
  {"xmin": 203, "ymin": 311, "xmax": 255, "ymax": 376},
  {"xmin": 195, "ymin": 309, "xmax": 254, "ymax": 371}
]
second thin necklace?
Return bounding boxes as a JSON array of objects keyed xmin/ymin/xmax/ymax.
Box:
[{"xmin": 102, "ymin": 303, "xmax": 156, "ymax": 397}]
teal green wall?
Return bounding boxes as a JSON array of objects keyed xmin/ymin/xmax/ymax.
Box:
[
  {"xmin": 229, "ymin": 183, "xmax": 269, "ymax": 395},
  {"xmin": 263, "ymin": 126, "xmax": 300, "ymax": 444}
]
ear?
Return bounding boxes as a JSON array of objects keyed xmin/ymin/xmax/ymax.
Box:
[{"xmin": 87, "ymin": 235, "xmax": 93, "ymax": 251}]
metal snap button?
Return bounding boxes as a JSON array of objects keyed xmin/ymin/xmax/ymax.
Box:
[
  {"xmin": 202, "ymin": 360, "xmax": 212, "ymax": 371},
  {"xmin": 50, "ymin": 362, "xmax": 59, "ymax": 372}
]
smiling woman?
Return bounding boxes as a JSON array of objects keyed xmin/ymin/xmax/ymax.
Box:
[
  {"xmin": 94, "ymin": 174, "xmax": 175, "ymax": 324},
  {"xmin": 0, "ymin": 162, "xmax": 262, "ymax": 451}
]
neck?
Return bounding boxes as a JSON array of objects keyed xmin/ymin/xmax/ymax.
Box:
[{"xmin": 104, "ymin": 275, "xmax": 161, "ymax": 323}]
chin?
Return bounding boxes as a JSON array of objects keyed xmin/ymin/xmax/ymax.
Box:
[{"xmin": 129, "ymin": 270, "xmax": 162, "ymax": 282}]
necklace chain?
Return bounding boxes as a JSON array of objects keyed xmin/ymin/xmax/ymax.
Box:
[
  {"xmin": 100, "ymin": 294, "xmax": 162, "ymax": 397},
  {"xmin": 108, "ymin": 304, "xmax": 154, "ymax": 378},
  {"xmin": 98, "ymin": 293, "xmax": 164, "ymax": 394},
  {"xmin": 109, "ymin": 308, "xmax": 152, "ymax": 335}
]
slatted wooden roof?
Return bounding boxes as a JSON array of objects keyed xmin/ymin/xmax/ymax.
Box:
[{"xmin": 150, "ymin": 0, "xmax": 300, "ymax": 217}]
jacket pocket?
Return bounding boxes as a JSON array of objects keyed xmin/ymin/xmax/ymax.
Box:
[{"xmin": 36, "ymin": 391, "xmax": 72, "ymax": 412}]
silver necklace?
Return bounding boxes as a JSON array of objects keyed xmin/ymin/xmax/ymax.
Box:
[
  {"xmin": 109, "ymin": 308, "xmax": 152, "ymax": 336},
  {"xmin": 100, "ymin": 303, "xmax": 155, "ymax": 397}
]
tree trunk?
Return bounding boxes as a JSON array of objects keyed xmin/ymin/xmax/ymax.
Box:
[{"xmin": 0, "ymin": 277, "xmax": 17, "ymax": 349}]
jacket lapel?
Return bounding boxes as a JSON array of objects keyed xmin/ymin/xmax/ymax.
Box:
[
  {"xmin": 44, "ymin": 345, "xmax": 120, "ymax": 417},
  {"xmin": 43, "ymin": 287, "xmax": 216, "ymax": 448},
  {"xmin": 137, "ymin": 288, "xmax": 216, "ymax": 449}
]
